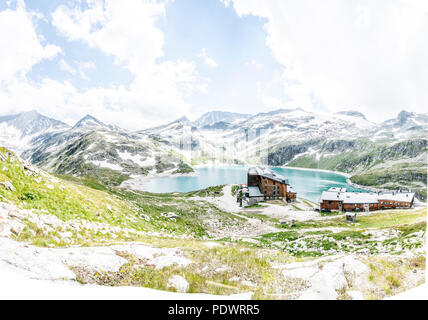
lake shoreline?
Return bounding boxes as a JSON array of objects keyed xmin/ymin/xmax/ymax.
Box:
[
  {"xmin": 346, "ymin": 178, "xmax": 386, "ymax": 193},
  {"xmin": 278, "ymin": 165, "xmax": 352, "ymax": 178},
  {"xmin": 120, "ymin": 169, "xmax": 199, "ymax": 191},
  {"xmin": 193, "ymin": 163, "xmax": 352, "ymax": 179},
  {"xmin": 121, "ymin": 165, "xmax": 364, "ymax": 202}
]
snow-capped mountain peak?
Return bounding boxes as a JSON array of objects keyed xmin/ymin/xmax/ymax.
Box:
[
  {"xmin": 335, "ymin": 110, "xmax": 367, "ymax": 120},
  {"xmin": 382, "ymin": 110, "xmax": 428, "ymax": 130},
  {"xmin": 396, "ymin": 110, "xmax": 416, "ymax": 126},
  {"xmin": 73, "ymin": 114, "xmax": 105, "ymax": 129},
  {"xmin": 193, "ymin": 111, "xmax": 251, "ymax": 128},
  {"xmin": 0, "ymin": 110, "xmax": 70, "ymax": 155},
  {"xmin": 0, "ymin": 110, "xmax": 69, "ymax": 137},
  {"xmin": 175, "ymin": 115, "xmax": 190, "ymax": 124},
  {"xmin": 141, "ymin": 115, "xmax": 193, "ymax": 135}
]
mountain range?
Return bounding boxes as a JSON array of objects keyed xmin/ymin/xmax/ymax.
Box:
[
  {"xmin": 0, "ymin": 110, "xmax": 69, "ymax": 155},
  {"xmin": 191, "ymin": 111, "xmax": 251, "ymax": 128},
  {"xmin": 0, "ymin": 108, "xmax": 426, "ymax": 198}
]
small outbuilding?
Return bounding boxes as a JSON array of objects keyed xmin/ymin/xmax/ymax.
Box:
[{"xmin": 346, "ymin": 212, "xmax": 357, "ymax": 223}]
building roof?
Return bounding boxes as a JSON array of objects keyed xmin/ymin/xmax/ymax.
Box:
[
  {"xmin": 287, "ymin": 185, "xmax": 296, "ymax": 193},
  {"xmin": 319, "ymin": 191, "xmax": 345, "ymax": 202},
  {"xmin": 319, "ymin": 189, "xmax": 415, "ymax": 204},
  {"xmin": 248, "ymin": 186, "xmax": 264, "ymax": 198},
  {"xmin": 342, "ymin": 193, "xmax": 378, "ymax": 204},
  {"xmin": 328, "ymin": 187, "xmax": 347, "ymax": 192},
  {"xmin": 378, "ymin": 192, "xmax": 415, "ymax": 202},
  {"xmin": 248, "ymin": 166, "xmax": 289, "ymax": 184},
  {"xmin": 247, "ymin": 167, "xmax": 258, "ymax": 175}
]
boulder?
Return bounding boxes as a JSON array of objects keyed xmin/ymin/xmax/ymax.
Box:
[
  {"xmin": 0, "ymin": 220, "xmax": 25, "ymax": 237},
  {"xmin": 167, "ymin": 275, "xmax": 189, "ymax": 293},
  {"xmin": 0, "ymin": 238, "xmax": 76, "ymax": 281},
  {"xmin": 59, "ymin": 247, "xmax": 128, "ymax": 273},
  {"xmin": 341, "ymin": 256, "xmax": 370, "ymax": 276},
  {"xmin": 0, "ymin": 181, "xmax": 15, "ymax": 192},
  {"xmin": 298, "ymin": 261, "xmax": 348, "ymax": 300},
  {"xmin": 163, "ymin": 212, "xmax": 179, "ymax": 220},
  {"xmin": 294, "ymin": 256, "xmax": 372, "ymax": 300}
]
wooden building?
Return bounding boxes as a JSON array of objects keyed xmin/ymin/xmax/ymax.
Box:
[
  {"xmin": 319, "ymin": 188, "xmax": 415, "ymax": 212},
  {"xmin": 319, "ymin": 187, "xmax": 346, "ymax": 211},
  {"xmin": 378, "ymin": 192, "xmax": 415, "ymax": 209},
  {"xmin": 247, "ymin": 167, "xmax": 297, "ymax": 202}
]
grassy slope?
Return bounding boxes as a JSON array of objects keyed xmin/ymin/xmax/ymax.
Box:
[
  {"xmin": 350, "ymin": 162, "xmax": 427, "ymax": 199},
  {"xmin": 278, "ymin": 209, "xmax": 426, "ymax": 230},
  {"xmin": 0, "ymin": 147, "xmax": 241, "ymax": 247}
]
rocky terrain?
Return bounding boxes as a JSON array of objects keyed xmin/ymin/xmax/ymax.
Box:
[{"xmin": 0, "ymin": 146, "xmax": 425, "ymax": 299}]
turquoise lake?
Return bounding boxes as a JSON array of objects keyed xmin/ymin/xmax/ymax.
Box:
[{"xmin": 140, "ymin": 166, "xmax": 367, "ymax": 203}]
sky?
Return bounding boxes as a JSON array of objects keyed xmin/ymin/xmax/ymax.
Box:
[{"xmin": 0, "ymin": 0, "xmax": 427, "ymax": 129}]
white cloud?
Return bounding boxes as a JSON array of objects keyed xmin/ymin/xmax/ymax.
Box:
[
  {"xmin": 0, "ymin": 0, "xmax": 206, "ymax": 130},
  {"xmin": 220, "ymin": 0, "xmax": 232, "ymax": 7},
  {"xmin": 245, "ymin": 59, "xmax": 263, "ymax": 69},
  {"xmin": 49, "ymin": 0, "xmax": 205, "ymax": 128},
  {"xmin": 226, "ymin": 0, "xmax": 428, "ymax": 121},
  {"xmin": 52, "ymin": 0, "xmax": 165, "ymax": 72},
  {"xmin": 400, "ymin": 0, "xmax": 428, "ymax": 13},
  {"xmin": 0, "ymin": 1, "xmax": 61, "ymax": 82},
  {"xmin": 59, "ymin": 59, "xmax": 97, "ymax": 80},
  {"xmin": 78, "ymin": 61, "xmax": 96, "ymax": 80},
  {"xmin": 59, "ymin": 59, "xmax": 76, "ymax": 75},
  {"xmin": 198, "ymin": 48, "xmax": 219, "ymax": 68}
]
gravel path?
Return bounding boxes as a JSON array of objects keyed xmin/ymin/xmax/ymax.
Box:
[{"xmin": 196, "ymin": 185, "xmax": 321, "ymax": 222}]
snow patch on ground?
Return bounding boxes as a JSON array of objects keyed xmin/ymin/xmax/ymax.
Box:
[
  {"xmin": 118, "ymin": 151, "xmax": 155, "ymax": 167},
  {"xmin": 90, "ymin": 160, "xmax": 123, "ymax": 171}
]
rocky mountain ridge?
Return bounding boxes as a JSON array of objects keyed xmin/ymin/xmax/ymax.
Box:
[{"xmin": 0, "ymin": 109, "xmax": 426, "ymax": 196}]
